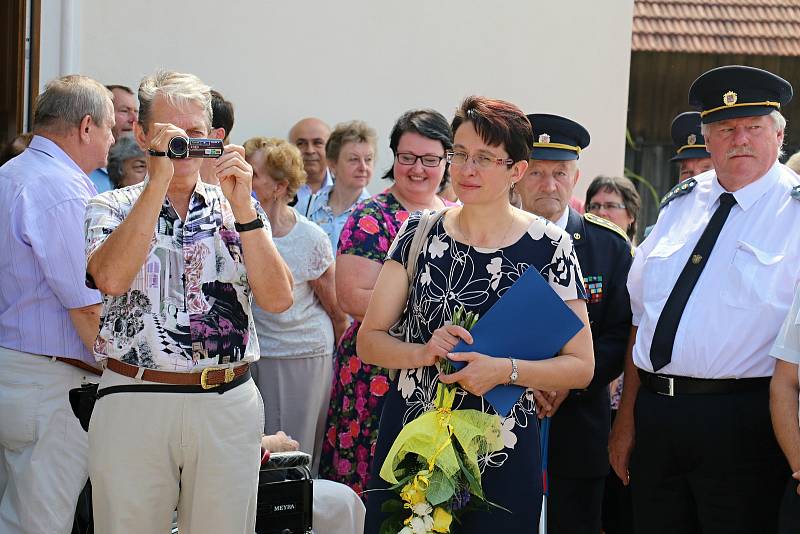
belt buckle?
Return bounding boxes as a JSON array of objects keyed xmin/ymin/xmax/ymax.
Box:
[
  {"xmin": 200, "ymin": 366, "xmax": 235, "ymax": 389},
  {"xmin": 656, "ymin": 375, "xmax": 675, "ymax": 397}
]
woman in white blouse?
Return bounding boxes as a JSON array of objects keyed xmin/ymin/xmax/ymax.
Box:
[{"xmin": 244, "ymin": 136, "xmax": 348, "ymax": 476}]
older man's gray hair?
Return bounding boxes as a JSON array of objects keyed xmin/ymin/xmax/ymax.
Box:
[
  {"xmin": 138, "ymin": 70, "xmax": 212, "ymax": 133},
  {"xmin": 107, "ymin": 137, "xmax": 145, "ymax": 188},
  {"xmin": 33, "ymin": 75, "xmax": 112, "ymax": 134}
]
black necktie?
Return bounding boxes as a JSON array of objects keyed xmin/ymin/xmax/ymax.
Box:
[{"xmin": 649, "ymin": 192, "xmax": 738, "ymax": 371}]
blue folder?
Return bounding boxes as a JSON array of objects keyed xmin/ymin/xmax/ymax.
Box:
[{"xmin": 451, "ymin": 264, "xmax": 585, "ymax": 417}]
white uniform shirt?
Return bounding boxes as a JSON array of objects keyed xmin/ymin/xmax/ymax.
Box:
[
  {"xmin": 554, "ymin": 207, "xmax": 570, "ymax": 230},
  {"xmin": 628, "ymin": 162, "xmax": 800, "ymax": 378},
  {"xmin": 770, "ymin": 281, "xmax": 800, "ymax": 425}
]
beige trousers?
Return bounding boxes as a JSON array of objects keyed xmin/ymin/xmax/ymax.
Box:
[
  {"xmin": 0, "ymin": 347, "xmax": 96, "ymax": 534},
  {"xmin": 88, "ymin": 368, "xmax": 264, "ymax": 534}
]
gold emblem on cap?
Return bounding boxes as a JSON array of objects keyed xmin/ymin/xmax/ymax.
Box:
[
  {"xmin": 691, "ymin": 254, "xmax": 702, "ymax": 265},
  {"xmin": 538, "ymin": 133, "xmax": 550, "ymax": 144},
  {"xmin": 723, "ymin": 91, "xmax": 738, "ymax": 106},
  {"xmin": 687, "ymin": 133, "xmax": 697, "ymax": 145}
]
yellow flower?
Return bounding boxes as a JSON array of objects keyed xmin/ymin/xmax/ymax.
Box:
[
  {"xmin": 400, "ymin": 482, "xmax": 427, "ymax": 507},
  {"xmin": 432, "ymin": 506, "xmax": 452, "ymax": 532}
]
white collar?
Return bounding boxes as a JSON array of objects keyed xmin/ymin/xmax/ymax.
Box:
[{"xmin": 554, "ymin": 206, "xmax": 570, "ymax": 230}]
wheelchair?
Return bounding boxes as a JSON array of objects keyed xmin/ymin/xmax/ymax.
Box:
[{"xmin": 73, "ymin": 451, "xmax": 313, "ymax": 534}]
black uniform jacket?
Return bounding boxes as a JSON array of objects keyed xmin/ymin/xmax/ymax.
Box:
[{"xmin": 548, "ymin": 208, "xmax": 633, "ymax": 479}]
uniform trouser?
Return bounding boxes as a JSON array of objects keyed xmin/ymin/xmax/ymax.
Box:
[
  {"xmin": 88, "ymin": 368, "xmax": 264, "ymax": 534},
  {"xmin": 0, "ymin": 346, "xmax": 95, "ymax": 534},
  {"xmin": 547, "ymin": 474, "xmax": 604, "ymax": 534},
  {"xmin": 630, "ymin": 386, "xmax": 787, "ymax": 534}
]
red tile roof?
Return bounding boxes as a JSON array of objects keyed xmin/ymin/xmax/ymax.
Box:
[{"xmin": 633, "ymin": 0, "xmax": 800, "ymax": 56}]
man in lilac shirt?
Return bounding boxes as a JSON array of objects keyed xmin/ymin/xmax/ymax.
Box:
[{"xmin": 0, "ymin": 75, "xmax": 113, "ymax": 533}]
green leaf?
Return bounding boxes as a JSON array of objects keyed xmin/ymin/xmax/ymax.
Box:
[
  {"xmin": 452, "ymin": 305, "xmax": 463, "ymax": 326},
  {"xmin": 381, "ymin": 499, "xmax": 405, "ymax": 514},
  {"xmin": 425, "ymin": 469, "xmax": 456, "ymax": 506},
  {"xmin": 379, "ymin": 513, "xmax": 407, "ymax": 534},
  {"xmin": 454, "ymin": 445, "xmax": 484, "ymax": 499}
]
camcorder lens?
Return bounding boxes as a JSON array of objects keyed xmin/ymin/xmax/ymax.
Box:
[{"xmin": 168, "ymin": 136, "xmax": 189, "ymax": 159}]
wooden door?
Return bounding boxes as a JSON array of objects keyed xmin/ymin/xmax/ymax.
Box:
[{"xmin": 0, "ymin": 0, "xmax": 39, "ymax": 144}]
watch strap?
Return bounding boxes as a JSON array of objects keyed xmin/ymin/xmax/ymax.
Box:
[
  {"xmin": 234, "ymin": 217, "xmax": 264, "ymax": 233},
  {"xmin": 508, "ymin": 357, "xmax": 518, "ymax": 385}
]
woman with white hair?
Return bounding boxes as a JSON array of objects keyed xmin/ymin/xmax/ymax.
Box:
[{"xmin": 107, "ymin": 136, "xmax": 147, "ymax": 188}]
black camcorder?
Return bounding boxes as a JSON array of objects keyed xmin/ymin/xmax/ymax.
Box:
[{"xmin": 167, "ymin": 136, "xmax": 224, "ymax": 159}]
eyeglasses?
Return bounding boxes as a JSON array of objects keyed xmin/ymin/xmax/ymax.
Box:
[
  {"xmin": 446, "ymin": 150, "xmax": 513, "ymax": 169},
  {"xmin": 587, "ymin": 202, "xmax": 627, "ymax": 211},
  {"xmin": 395, "ymin": 152, "xmax": 446, "ymax": 167}
]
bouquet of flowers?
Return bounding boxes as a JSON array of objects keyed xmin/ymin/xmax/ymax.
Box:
[{"xmin": 378, "ymin": 306, "xmax": 506, "ymax": 534}]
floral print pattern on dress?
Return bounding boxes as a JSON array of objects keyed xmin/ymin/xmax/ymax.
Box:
[{"xmin": 318, "ymin": 191, "xmax": 408, "ymax": 496}]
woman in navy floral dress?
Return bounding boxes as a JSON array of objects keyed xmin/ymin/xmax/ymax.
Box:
[
  {"xmin": 318, "ymin": 110, "xmax": 456, "ymax": 495},
  {"xmin": 357, "ymin": 97, "xmax": 595, "ymax": 532}
]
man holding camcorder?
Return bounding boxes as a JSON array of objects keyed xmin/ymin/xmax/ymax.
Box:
[{"xmin": 84, "ymin": 69, "xmax": 293, "ymax": 534}]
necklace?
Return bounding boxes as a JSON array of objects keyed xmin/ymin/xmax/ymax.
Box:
[{"xmin": 457, "ymin": 208, "xmax": 516, "ymax": 249}]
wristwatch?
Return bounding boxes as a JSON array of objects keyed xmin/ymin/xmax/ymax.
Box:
[
  {"xmin": 508, "ymin": 358, "xmax": 518, "ymax": 385},
  {"xmin": 234, "ymin": 217, "xmax": 264, "ymax": 233}
]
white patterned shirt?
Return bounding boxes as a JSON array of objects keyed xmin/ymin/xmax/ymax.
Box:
[{"xmin": 85, "ymin": 178, "xmax": 270, "ymax": 371}]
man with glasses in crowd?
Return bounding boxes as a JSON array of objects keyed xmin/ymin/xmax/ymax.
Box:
[{"xmin": 516, "ymin": 113, "xmax": 633, "ymax": 533}]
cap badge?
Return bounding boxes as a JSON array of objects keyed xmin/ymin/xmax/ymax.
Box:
[
  {"xmin": 723, "ymin": 91, "xmax": 738, "ymax": 106},
  {"xmin": 538, "ymin": 133, "xmax": 550, "ymax": 144},
  {"xmin": 687, "ymin": 133, "xmax": 697, "ymax": 145}
]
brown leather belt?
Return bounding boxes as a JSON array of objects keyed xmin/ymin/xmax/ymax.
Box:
[{"xmin": 106, "ymin": 358, "xmax": 249, "ymax": 389}]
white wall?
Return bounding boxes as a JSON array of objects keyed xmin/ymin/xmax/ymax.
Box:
[{"xmin": 41, "ymin": 0, "xmax": 634, "ymax": 197}]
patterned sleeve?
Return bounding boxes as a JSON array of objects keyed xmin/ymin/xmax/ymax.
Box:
[
  {"xmin": 252, "ymin": 197, "xmax": 273, "ymax": 236},
  {"xmin": 337, "ymin": 200, "xmax": 397, "ymax": 263},
  {"xmin": 84, "ymin": 192, "xmax": 124, "ymax": 262},
  {"xmin": 540, "ymin": 224, "xmax": 589, "ymax": 302},
  {"xmin": 387, "ymin": 211, "xmax": 422, "ymax": 267}
]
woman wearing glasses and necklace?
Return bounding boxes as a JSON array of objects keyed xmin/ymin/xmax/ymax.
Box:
[
  {"xmin": 358, "ymin": 96, "xmax": 594, "ymax": 532},
  {"xmin": 318, "ymin": 109, "xmax": 456, "ymax": 495}
]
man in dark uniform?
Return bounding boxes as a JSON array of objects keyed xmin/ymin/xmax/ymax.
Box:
[
  {"xmin": 517, "ymin": 113, "xmax": 633, "ymax": 533},
  {"xmin": 610, "ymin": 65, "xmax": 799, "ymax": 534},
  {"xmin": 670, "ymin": 111, "xmax": 713, "ymax": 183},
  {"xmin": 642, "ymin": 112, "xmax": 716, "ymax": 241}
]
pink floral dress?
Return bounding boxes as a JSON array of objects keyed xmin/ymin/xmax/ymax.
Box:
[{"xmin": 318, "ymin": 191, "xmax": 409, "ymax": 496}]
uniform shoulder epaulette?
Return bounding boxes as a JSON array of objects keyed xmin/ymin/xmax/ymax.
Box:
[
  {"xmin": 791, "ymin": 184, "xmax": 800, "ymax": 200},
  {"xmin": 584, "ymin": 212, "xmax": 628, "ymax": 242},
  {"xmin": 660, "ymin": 178, "xmax": 697, "ymax": 209}
]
